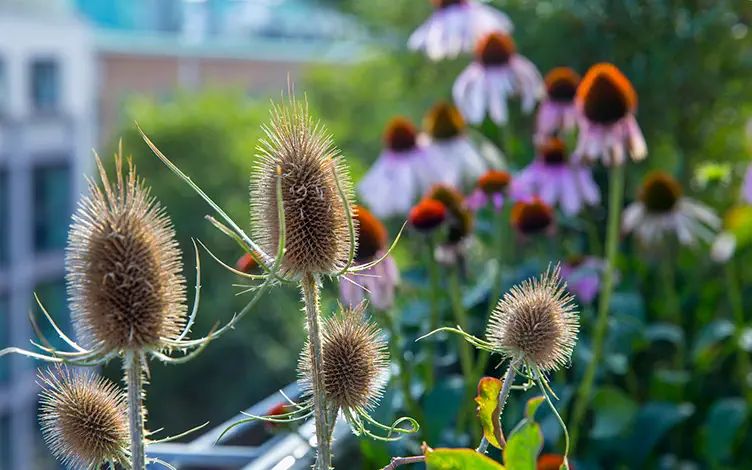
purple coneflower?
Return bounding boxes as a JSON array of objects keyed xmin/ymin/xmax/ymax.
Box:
[
  {"xmin": 466, "ymin": 169, "xmax": 511, "ymax": 212},
  {"xmin": 339, "ymin": 206, "xmax": 399, "ymax": 311},
  {"xmin": 742, "ymin": 163, "xmax": 752, "ymax": 204},
  {"xmin": 573, "ymin": 63, "xmax": 646, "ymax": 165},
  {"xmin": 408, "ymin": 0, "xmax": 513, "ymax": 61},
  {"xmin": 426, "ymin": 185, "xmax": 474, "ymax": 265},
  {"xmin": 510, "ymin": 198, "xmax": 556, "ymax": 238},
  {"xmin": 711, "ymin": 205, "xmax": 752, "ymax": 263},
  {"xmin": 358, "ymin": 117, "xmax": 440, "ymax": 219},
  {"xmin": 535, "ymin": 67, "xmax": 581, "ymax": 145},
  {"xmin": 453, "ymin": 32, "xmax": 543, "ymax": 125},
  {"xmin": 560, "ymin": 255, "xmax": 605, "ymax": 304},
  {"xmin": 622, "ymin": 171, "xmax": 720, "ymax": 246},
  {"xmin": 511, "ymin": 137, "xmax": 600, "ymax": 216}
]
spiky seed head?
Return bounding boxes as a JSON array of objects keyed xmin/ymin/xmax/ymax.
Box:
[
  {"xmin": 486, "ymin": 265, "xmax": 579, "ymax": 372},
  {"xmin": 639, "ymin": 171, "xmax": 682, "ymax": 214},
  {"xmin": 67, "ymin": 148, "xmax": 186, "ymax": 353},
  {"xmin": 299, "ymin": 303, "xmax": 389, "ymax": 412},
  {"xmin": 544, "ymin": 67, "xmax": 581, "ymax": 103},
  {"xmin": 250, "ymin": 95, "xmax": 355, "ymax": 277},
  {"xmin": 38, "ymin": 366, "xmax": 129, "ymax": 469},
  {"xmin": 475, "ymin": 32, "xmax": 517, "ymax": 67},
  {"xmin": 478, "ymin": 170, "xmax": 511, "ymax": 196}
]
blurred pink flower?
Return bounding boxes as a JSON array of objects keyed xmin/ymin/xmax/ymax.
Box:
[
  {"xmin": 573, "ymin": 63, "xmax": 647, "ymax": 165},
  {"xmin": 453, "ymin": 32, "xmax": 543, "ymax": 125},
  {"xmin": 742, "ymin": 163, "xmax": 752, "ymax": 204},
  {"xmin": 511, "ymin": 137, "xmax": 600, "ymax": 216},
  {"xmin": 561, "ymin": 256, "xmax": 605, "ymax": 304},
  {"xmin": 408, "ymin": 0, "xmax": 513, "ymax": 61},
  {"xmin": 535, "ymin": 67, "xmax": 581, "ymax": 145},
  {"xmin": 466, "ymin": 169, "xmax": 511, "ymax": 212}
]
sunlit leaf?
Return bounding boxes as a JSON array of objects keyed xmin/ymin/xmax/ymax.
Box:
[
  {"xmin": 704, "ymin": 398, "xmax": 749, "ymax": 465},
  {"xmin": 425, "ymin": 448, "xmax": 505, "ymax": 469},
  {"xmin": 525, "ymin": 396, "xmax": 545, "ymax": 420},
  {"xmin": 591, "ymin": 386, "xmax": 637, "ymax": 439},
  {"xmin": 503, "ymin": 421, "xmax": 543, "ymax": 470},
  {"xmin": 475, "ymin": 377, "xmax": 505, "ymax": 449}
]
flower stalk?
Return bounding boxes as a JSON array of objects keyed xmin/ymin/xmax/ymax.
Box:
[
  {"xmin": 424, "ymin": 234, "xmax": 442, "ymax": 390},
  {"xmin": 125, "ymin": 352, "xmax": 146, "ymax": 470},
  {"xmin": 449, "ymin": 268, "xmax": 476, "ymax": 436},
  {"xmin": 569, "ymin": 163, "xmax": 624, "ymax": 451},
  {"xmin": 726, "ymin": 260, "xmax": 752, "ymax": 399}
]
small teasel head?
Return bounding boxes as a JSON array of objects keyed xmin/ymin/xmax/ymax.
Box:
[
  {"xmin": 38, "ymin": 365, "xmax": 129, "ymax": 469},
  {"xmin": 486, "ymin": 265, "xmax": 579, "ymax": 373},
  {"xmin": 298, "ymin": 302, "xmax": 389, "ymax": 414},
  {"xmin": 250, "ymin": 94, "xmax": 355, "ymax": 277},
  {"xmin": 67, "ymin": 147, "xmax": 186, "ymax": 353}
]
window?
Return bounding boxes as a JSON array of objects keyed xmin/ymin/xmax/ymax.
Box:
[
  {"xmin": 0, "ymin": 169, "xmax": 7, "ymax": 266},
  {"xmin": 34, "ymin": 280, "xmax": 71, "ymax": 355},
  {"xmin": 30, "ymin": 59, "xmax": 60, "ymax": 112},
  {"xmin": 0, "ymin": 296, "xmax": 7, "ymax": 385},
  {"xmin": 33, "ymin": 164, "xmax": 70, "ymax": 253}
]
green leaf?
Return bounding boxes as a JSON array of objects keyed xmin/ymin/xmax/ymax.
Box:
[
  {"xmin": 525, "ymin": 396, "xmax": 545, "ymax": 420},
  {"xmin": 704, "ymin": 398, "xmax": 749, "ymax": 465},
  {"xmin": 692, "ymin": 319, "xmax": 735, "ymax": 365},
  {"xmin": 645, "ymin": 323, "xmax": 685, "ymax": 345},
  {"xmin": 425, "ymin": 448, "xmax": 505, "ymax": 469},
  {"xmin": 424, "ymin": 376, "xmax": 464, "ymax": 444},
  {"xmin": 503, "ymin": 421, "xmax": 543, "ymax": 470},
  {"xmin": 475, "ymin": 377, "xmax": 505, "ymax": 450},
  {"xmin": 591, "ymin": 386, "xmax": 638, "ymax": 439},
  {"xmin": 626, "ymin": 402, "xmax": 695, "ymax": 466}
]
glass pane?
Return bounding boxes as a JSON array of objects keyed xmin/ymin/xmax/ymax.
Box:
[
  {"xmin": 33, "ymin": 164, "xmax": 70, "ymax": 253},
  {"xmin": 33, "ymin": 279, "xmax": 71, "ymax": 356},
  {"xmin": 30, "ymin": 59, "xmax": 60, "ymax": 112},
  {"xmin": 0, "ymin": 169, "xmax": 7, "ymax": 266},
  {"xmin": 0, "ymin": 297, "xmax": 8, "ymax": 385}
]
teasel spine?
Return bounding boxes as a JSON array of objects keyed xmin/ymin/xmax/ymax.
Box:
[
  {"xmin": 126, "ymin": 351, "xmax": 147, "ymax": 470},
  {"xmin": 301, "ymin": 273, "xmax": 333, "ymax": 470}
]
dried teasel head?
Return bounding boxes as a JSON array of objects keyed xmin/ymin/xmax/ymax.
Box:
[
  {"xmin": 487, "ymin": 265, "xmax": 579, "ymax": 373},
  {"xmin": 67, "ymin": 147, "xmax": 186, "ymax": 353},
  {"xmin": 250, "ymin": 95, "xmax": 355, "ymax": 277},
  {"xmin": 298, "ymin": 302, "xmax": 389, "ymax": 413},
  {"xmin": 38, "ymin": 366, "xmax": 129, "ymax": 469}
]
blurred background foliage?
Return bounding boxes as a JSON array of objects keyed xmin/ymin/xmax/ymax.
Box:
[{"xmin": 104, "ymin": 0, "xmax": 752, "ymax": 468}]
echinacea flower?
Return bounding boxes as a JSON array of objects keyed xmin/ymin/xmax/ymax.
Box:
[
  {"xmin": 408, "ymin": 0, "xmax": 513, "ymax": 61},
  {"xmin": 622, "ymin": 171, "xmax": 720, "ymax": 247},
  {"xmin": 511, "ymin": 198, "xmax": 556, "ymax": 237},
  {"xmin": 538, "ymin": 453, "xmax": 575, "ymax": 470},
  {"xmin": 359, "ymin": 117, "xmax": 441, "ymax": 219},
  {"xmin": 409, "ymin": 198, "xmax": 447, "ymax": 233},
  {"xmin": 511, "ymin": 136, "xmax": 600, "ymax": 216},
  {"xmin": 573, "ymin": 63, "xmax": 647, "ymax": 165},
  {"xmin": 535, "ymin": 67, "xmax": 581, "ymax": 144},
  {"xmin": 711, "ymin": 205, "xmax": 752, "ymax": 263},
  {"xmin": 339, "ymin": 206, "xmax": 399, "ymax": 311},
  {"xmin": 466, "ymin": 169, "xmax": 511, "ymax": 211},
  {"xmin": 38, "ymin": 366, "xmax": 130, "ymax": 469},
  {"xmin": 423, "ymin": 101, "xmax": 496, "ymax": 188},
  {"xmin": 427, "ymin": 184, "xmax": 474, "ymax": 264},
  {"xmin": 742, "ymin": 163, "xmax": 752, "ymax": 204},
  {"xmin": 453, "ymin": 32, "xmax": 544, "ymax": 125},
  {"xmin": 561, "ymin": 255, "xmax": 606, "ymax": 304}
]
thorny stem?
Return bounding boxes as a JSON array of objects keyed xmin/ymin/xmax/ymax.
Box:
[
  {"xmin": 380, "ymin": 455, "xmax": 426, "ymax": 469},
  {"xmin": 424, "ymin": 235, "xmax": 441, "ymax": 390},
  {"xmin": 726, "ymin": 260, "xmax": 752, "ymax": 400},
  {"xmin": 569, "ymin": 163, "xmax": 624, "ymax": 451},
  {"xmin": 301, "ymin": 273, "xmax": 331, "ymax": 470},
  {"xmin": 126, "ymin": 352, "xmax": 146, "ymax": 470},
  {"xmin": 449, "ymin": 268, "xmax": 476, "ymax": 438},
  {"xmin": 477, "ymin": 363, "xmax": 517, "ymax": 454}
]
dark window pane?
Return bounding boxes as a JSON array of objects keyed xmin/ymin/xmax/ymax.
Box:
[
  {"xmin": 33, "ymin": 164, "xmax": 70, "ymax": 253},
  {"xmin": 0, "ymin": 297, "xmax": 7, "ymax": 385},
  {"xmin": 30, "ymin": 60, "xmax": 60, "ymax": 112},
  {"xmin": 34, "ymin": 280, "xmax": 71, "ymax": 356},
  {"xmin": 0, "ymin": 169, "xmax": 7, "ymax": 266}
]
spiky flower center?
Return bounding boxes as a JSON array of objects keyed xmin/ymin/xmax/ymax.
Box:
[
  {"xmin": 544, "ymin": 67, "xmax": 580, "ymax": 103},
  {"xmin": 511, "ymin": 199, "xmax": 554, "ymax": 235},
  {"xmin": 639, "ymin": 172, "xmax": 682, "ymax": 213},
  {"xmin": 385, "ymin": 118, "xmax": 419, "ymax": 152},
  {"xmin": 578, "ymin": 63, "xmax": 637, "ymax": 125},
  {"xmin": 354, "ymin": 205, "xmax": 387, "ymax": 262},
  {"xmin": 428, "ymin": 184, "xmax": 473, "ymax": 243},
  {"xmin": 478, "ymin": 170, "xmax": 511, "ymax": 195},
  {"xmin": 540, "ymin": 137, "xmax": 568, "ymax": 165},
  {"xmin": 410, "ymin": 199, "xmax": 447, "ymax": 232},
  {"xmin": 432, "ymin": 0, "xmax": 465, "ymax": 8},
  {"xmin": 476, "ymin": 33, "xmax": 516, "ymax": 67},
  {"xmin": 425, "ymin": 102, "xmax": 466, "ymax": 141}
]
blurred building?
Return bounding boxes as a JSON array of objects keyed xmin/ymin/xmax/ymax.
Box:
[{"xmin": 0, "ymin": 1, "xmax": 95, "ymax": 469}]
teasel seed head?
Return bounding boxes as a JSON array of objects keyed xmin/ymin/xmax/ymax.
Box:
[
  {"xmin": 38, "ymin": 366, "xmax": 130, "ymax": 469},
  {"xmin": 67, "ymin": 148, "xmax": 187, "ymax": 353},
  {"xmin": 487, "ymin": 265, "xmax": 579, "ymax": 373},
  {"xmin": 250, "ymin": 95, "xmax": 355, "ymax": 277},
  {"xmin": 299, "ymin": 302, "xmax": 389, "ymax": 413}
]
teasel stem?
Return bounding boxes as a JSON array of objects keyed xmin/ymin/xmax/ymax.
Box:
[
  {"xmin": 537, "ymin": 366, "xmax": 570, "ymax": 465},
  {"xmin": 301, "ymin": 273, "xmax": 331, "ymax": 470},
  {"xmin": 726, "ymin": 260, "xmax": 752, "ymax": 400},
  {"xmin": 660, "ymin": 245, "xmax": 686, "ymax": 383},
  {"xmin": 569, "ymin": 163, "xmax": 624, "ymax": 452},
  {"xmin": 125, "ymin": 351, "xmax": 146, "ymax": 470},
  {"xmin": 448, "ymin": 267, "xmax": 476, "ymax": 438},
  {"xmin": 424, "ymin": 235, "xmax": 441, "ymax": 390},
  {"xmin": 476, "ymin": 362, "xmax": 517, "ymax": 454}
]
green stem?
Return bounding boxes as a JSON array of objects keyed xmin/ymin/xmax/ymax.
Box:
[
  {"xmin": 424, "ymin": 236, "xmax": 442, "ymax": 390},
  {"xmin": 661, "ymin": 250, "xmax": 685, "ymax": 377},
  {"xmin": 726, "ymin": 260, "xmax": 752, "ymax": 399},
  {"xmin": 125, "ymin": 352, "xmax": 146, "ymax": 470},
  {"xmin": 301, "ymin": 273, "xmax": 332, "ymax": 470},
  {"xmin": 538, "ymin": 369, "xmax": 570, "ymax": 463},
  {"xmin": 449, "ymin": 268, "xmax": 477, "ymax": 437},
  {"xmin": 569, "ymin": 163, "xmax": 624, "ymax": 452}
]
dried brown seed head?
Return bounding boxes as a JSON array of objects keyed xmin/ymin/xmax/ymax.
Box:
[
  {"xmin": 299, "ymin": 303, "xmax": 389, "ymax": 412},
  {"xmin": 66, "ymin": 148, "xmax": 186, "ymax": 353},
  {"xmin": 38, "ymin": 366, "xmax": 129, "ymax": 469},
  {"xmin": 250, "ymin": 96, "xmax": 355, "ymax": 277},
  {"xmin": 486, "ymin": 265, "xmax": 579, "ymax": 372}
]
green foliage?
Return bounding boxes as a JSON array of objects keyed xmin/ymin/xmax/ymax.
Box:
[
  {"xmin": 476, "ymin": 377, "xmax": 505, "ymax": 449},
  {"xmin": 503, "ymin": 421, "xmax": 544, "ymax": 470},
  {"xmin": 425, "ymin": 448, "xmax": 505, "ymax": 469}
]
